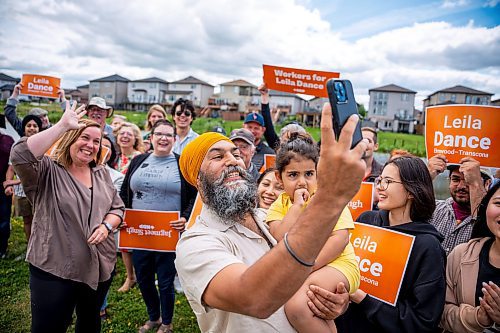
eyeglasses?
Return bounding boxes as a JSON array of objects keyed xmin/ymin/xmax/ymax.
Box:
[
  {"xmin": 153, "ymin": 132, "xmax": 175, "ymax": 139},
  {"xmin": 175, "ymin": 110, "xmax": 192, "ymax": 117},
  {"xmin": 118, "ymin": 131, "xmax": 134, "ymax": 137},
  {"xmin": 375, "ymin": 177, "xmax": 403, "ymax": 190},
  {"xmin": 88, "ymin": 107, "xmax": 107, "ymax": 113}
]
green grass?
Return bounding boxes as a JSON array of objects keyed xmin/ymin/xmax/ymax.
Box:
[
  {"xmin": 0, "ymin": 218, "xmax": 200, "ymax": 333},
  {"xmin": 1, "ymin": 101, "xmax": 426, "ymax": 156}
]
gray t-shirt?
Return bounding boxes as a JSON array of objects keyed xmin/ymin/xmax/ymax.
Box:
[{"xmin": 130, "ymin": 154, "xmax": 181, "ymax": 212}]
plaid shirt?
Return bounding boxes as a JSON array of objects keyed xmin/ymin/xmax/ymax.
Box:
[{"xmin": 429, "ymin": 197, "xmax": 473, "ymax": 255}]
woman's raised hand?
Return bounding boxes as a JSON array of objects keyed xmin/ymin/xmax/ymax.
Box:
[{"xmin": 60, "ymin": 101, "xmax": 87, "ymax": 130}]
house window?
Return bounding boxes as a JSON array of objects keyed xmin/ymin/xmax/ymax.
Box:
[
  {"xmin": 401, "ymin": 93, "xmax": 409, "ymax": 101},
  {"xmin": 104, "ymin": 82, "xmax": 111, "ymax": 88},
  {"xmin": 465, "ymin": 96, "xmax": 471, "ymax": 104},
  {"xmin": 439, "ymin": 93, "xmax": 446, "ymax": 102},
  {"xmin": 131, "ymin": 83, "xmax": 136, "ymax": 88},
  {"xmin": 169, "ymin": 95, "xmax": 175, "ymax": 101},
  {"xmin": 233, "ymin": 86, "xmax": 239, "ymax": 94},
  {"xmin": 191, "ymin": 84, "xmax": 196, "ymax": 89},
  {"xmin": 106, "ymin": 94, "xmax": 113, "ymax": 99},
  {"xmin": 220, "ymin": 86, "xmax": 225, "ymax": 93},
  {"xmin": 91, "ymin": 82, "xmax": 100, "ymax": 89},
  {"xmin": 149, "ymin": 83, "xmax": 156, "ymax": 88},
  {"xmin": 450, "ymin": 94, "xmax": 456, "ymax": 102}
]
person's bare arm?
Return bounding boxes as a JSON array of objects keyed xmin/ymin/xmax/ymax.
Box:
[
  {"xmin": 269, "ymin": 188, "xmax": 309, "ymax": 240},
  {"xmin": 27, "ymin": 101, "xmax": 86, "ymax": 158},
  {"xmin": 460, "ymin": 157, "xmax": 487, "ymax": 217},
  {"xmin": 202, "ymin": 105, "xmax": 368, "ymax": 318},
  {"xmin": 313, "ymin": 229, "xmax": 349, "ymax": 271}
]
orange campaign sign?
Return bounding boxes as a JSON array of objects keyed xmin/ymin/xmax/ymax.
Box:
[
  {"xmin": 425, "ymin": 105, "xmax": 500, "ymax": 168},
  {"xmin": 259, "ymin": 154, "xmax": 276, "ymax": 173},
  {"xmin": 263, "ymin": 65, "xmax": 340, "ymax": 97},
  {"xmin": 186, "ymin": 194, "xmax": 204, "ymax": 230},
  {"xmin": 20, "ymin": 74, "xmax": 61, "ymax": 99},
  {"xmin": 118, "ymin": 209, "xmax": 180, "ymax": 252},
  {"xmin": 349, "ymin": 222, "xmax": 415, "ymax": 306},
  {"xmin": 347, "ymin": 182, "xmax": 374, "ymax": 220}
]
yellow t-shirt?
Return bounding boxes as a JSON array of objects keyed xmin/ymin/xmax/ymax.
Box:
[{"xmin": 266, "ymin": 192, "xmax": 360, "ymax": 293}]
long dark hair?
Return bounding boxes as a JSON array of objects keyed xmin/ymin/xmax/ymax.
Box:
[
  {"xmin": 471, "ymin": 181, "xmax": 500, "ymax": 239},
  {"xmin": 385, "ymin": 156, "xmax": 436, "ymax": 222}
]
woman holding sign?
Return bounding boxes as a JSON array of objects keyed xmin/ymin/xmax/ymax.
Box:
[
  {"xmin": 120, "ymin": 119, "xmax": 197, "ymax": 333},
  {"xmin": 440, "ymin": 181, "xmax": 500, "ymax": 333},
  {"xmin": 336, "ymin": 156, "xmax": 446, "ymax": 333},
  {"xmin": 10, "ymin": 102, "xmax": 124, "ymax": 333}
]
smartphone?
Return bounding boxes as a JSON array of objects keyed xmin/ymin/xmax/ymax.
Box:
[{"xmin": 326, "ymin": 79, "xmax": 363, "ymax": 148}]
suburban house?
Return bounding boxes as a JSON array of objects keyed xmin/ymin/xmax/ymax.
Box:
[
  {"xmin": 218, "ymin": 79, "xmax": 259, "ymax": 112},
  {"xmin": 64, "ymin": 84, "xmax": 89, "ymax": 105},
  {"xmin": 0, "ymin": 73, "xmax": 19, "ymax": 100},
  {"xmin": 421, "ymin": 85, "xmax": 494, "ymax": 124},
  {"xmin": 251, "ymin": 89, "xmax": 306, "ymax": 116},
  {"xmin": 367, "ymin": 84, "xmax": 417, "ymax": 133},
  {"xmin": 165, "ymin": 76, "xmax": 214, "ymax": 107},
  {"xmin": 89, "ymin": 74, "xmax": 130, "ymax": 109},
  {"xmin": 126, "ymin": 77, "xmax": 169, "ymax": 111}
]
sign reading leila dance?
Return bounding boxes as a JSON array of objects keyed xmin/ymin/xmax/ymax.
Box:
[
  {"xmin": 425, "ymin": 105, "xmax": 499, "ymax": 168},
  {"xmin": 20, "ymin": 74, "xmax": 61, "ymax": 99}
]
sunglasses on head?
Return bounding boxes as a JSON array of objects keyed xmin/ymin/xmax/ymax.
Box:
[{"xmin": 175, "ymin": 110, "xmax": 192, "ymax": 117}]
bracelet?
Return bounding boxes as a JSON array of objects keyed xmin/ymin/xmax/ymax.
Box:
[{"xmin": 283, "ymin": 232, "xmax": 315, "ymax": 267}]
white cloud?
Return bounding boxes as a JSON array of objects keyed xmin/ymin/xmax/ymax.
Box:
[
  {"xmin": 0, "ymin": 0, "xmax": 498, "ymax": 109},
  {"xmin": 441, "ymin": 0, "xmax": 469, "ymax": 9},
  {"xmin": 483, "ymin": 0, "xmax": 498, "ymax": 7}
]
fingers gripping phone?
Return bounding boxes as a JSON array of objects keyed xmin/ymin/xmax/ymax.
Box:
[{"xmin": 326, "ymin": 79, "xmax": 363, "ymax": 148}]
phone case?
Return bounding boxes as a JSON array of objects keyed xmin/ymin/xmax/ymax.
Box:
[{"xmin": 326, "ymin": 79, "xmax": 363, "ymax": 148}]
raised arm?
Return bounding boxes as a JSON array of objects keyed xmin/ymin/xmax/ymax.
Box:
[
  {"xmin": 4, "ymin": 83, "xmax": 24, "ymax": 136},
  {"xmin": 26, "ymin": 101, "xmax": 86, "ymax": 158},
  {"xmin": 200, "ymin": 105, "xmax": 368, "ymax": 318},
  {"xmin": 460, "ymin": 157, "xmax": 488, "ymax": 217},
  {"xmin": 260, "ymin": 84, "xmax": 280, "ymax": 150}
]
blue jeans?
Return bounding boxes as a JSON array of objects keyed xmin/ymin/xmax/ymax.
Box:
[
  {"xmin": 0, "ymin": 191, "xmax": 12, "ymax": 256},
  {"xmin": 132, "ymin": 250, "xmax": 176, "ymax": 325}
]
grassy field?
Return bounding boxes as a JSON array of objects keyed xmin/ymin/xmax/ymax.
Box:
[
  {"xmin": 0, "ymin": 218, "xmax": 200, "ymax": 333},
  {"xmin": 2, "ymin": 100, "xmax": 426, "ymax": 157}
]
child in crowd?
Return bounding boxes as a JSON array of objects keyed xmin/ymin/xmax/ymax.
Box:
[{"xmin": 266, "ymin": 133, "xmax": 360, "ymax": 333}]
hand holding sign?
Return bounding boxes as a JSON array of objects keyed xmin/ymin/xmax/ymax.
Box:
[
  {"xmin": 11, "ymin": 83, "xmax": 23, "ymax": 99},
  {"xmin": 427, "ymin": 154, "xmax": 448, "ymax": 180}
]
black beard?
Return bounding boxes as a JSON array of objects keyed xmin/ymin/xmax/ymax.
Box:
[{"xmin": 199, "ymin": 165, "xmax": 258, "ymax": 224}]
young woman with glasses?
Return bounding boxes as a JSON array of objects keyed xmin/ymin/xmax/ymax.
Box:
[{"xmin": 336, "ymin": 156, "xmax": 447, "ymax": 333}]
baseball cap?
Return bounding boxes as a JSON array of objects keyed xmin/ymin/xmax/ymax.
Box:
[
  {"xmin": 211, "ymin": 125, "xmax": 227, "ymax": 136},
  {"xmin": 28, "ymin": 108, "xmax": 48, "ymax": 117},
  {"xmin": 229, "ymin": 128, "xmax": 255, "ymax": 146},
  {"xmin": 87, "ymin": 97, "xmax": 114, "ymax": 118},
  {"xmin": 244, "ymin": 113, "xmax": 265, "ymax": 127}
]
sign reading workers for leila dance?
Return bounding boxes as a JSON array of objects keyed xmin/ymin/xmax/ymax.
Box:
[
  {"xmin": 118, "ymin": 209, "xmax": 180, "ymax": 252},
  {"xmin": 425, "ymin": 105, "xmax": 499, "ymax": 168},
  {"xmin": 350, "ymin": 222, "xmax": 415, "ymax": 306},
  {"xmin": 263, "ymin": 65, "xmax": 340, "ymax": 97},
  {"xmin": 20, "ymin": 74, "xmax": 61, "ymax": 99}
]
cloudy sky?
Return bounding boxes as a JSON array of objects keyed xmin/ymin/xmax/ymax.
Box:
[{"xmin": 0, "ymin": 0, "xmax": 498, "ymax": 108}]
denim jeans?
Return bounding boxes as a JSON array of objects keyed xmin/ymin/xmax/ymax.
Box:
[{"xmin": 133, "ymin": 250, "xmax": 176, "ymax": 325}]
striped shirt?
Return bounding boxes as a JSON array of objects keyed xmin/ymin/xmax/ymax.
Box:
[{"xmin": 429, "ymin": 197, "xmax": 473, "ymax": 255}]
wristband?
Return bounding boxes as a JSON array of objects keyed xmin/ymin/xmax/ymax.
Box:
[
  {"xmin": 283, "ymin": 232, "xmax": 315, "ymax": 267},
  {"xmin": 102, "ymin": 222, "xmax": 113, "ymax": 233}
]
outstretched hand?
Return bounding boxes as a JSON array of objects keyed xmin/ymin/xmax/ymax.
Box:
[{"xmin": 59, "ymin": 101, "xmax": 87, "ymax": 130}]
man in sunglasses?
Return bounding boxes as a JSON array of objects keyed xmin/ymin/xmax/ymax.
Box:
[
  {"xmin": 427, "ymin": 155, "xmax": 492, "ymax": 255},
  {"xmin": 171, "ymin": 98, "xmax": 199, "ymax": 155}
]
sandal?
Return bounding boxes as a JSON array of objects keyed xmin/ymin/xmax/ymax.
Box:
[
  {"xmin": 118, "ymin": 277, "xmax": 136, "ymax": 292},
  {"xmin": 138, "ymin": 319, "xmax": 161, "ymax": 333},
  {"xmin": 156, "ymin": 324, "xmax": 173, "ymax": 333}
]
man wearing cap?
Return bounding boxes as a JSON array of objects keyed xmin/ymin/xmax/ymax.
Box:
[
  {"xmin": 243, "ymin": 112, "xmax": 275, "ymax": 171},
  {"xmin": 428, "ymin": 155, "xmax": 492, "ymax": 255},
  {"xmin": 4, "ymin": 83, "xmax": 51, "ymax": 136},
  {"xmin": 175, "ymin": 104, "xmax": 368, "ymax": 332},
  {"xmin": 229, "ymin": 128, "xmax": 260, "ymax": 181}
]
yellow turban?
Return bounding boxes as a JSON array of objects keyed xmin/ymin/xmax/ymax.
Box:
[{"xmin": 179, "ymin": 132, "xmax": 232, "ymax": 187}]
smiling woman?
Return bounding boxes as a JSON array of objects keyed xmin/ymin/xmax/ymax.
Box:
[{"xmin": 9, "ymin": 102, "xmax": 125, "ymax": 333}]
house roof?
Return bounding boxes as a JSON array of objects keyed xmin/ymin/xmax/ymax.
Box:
[
  {"xmin": 0, "ymin": 73, "xmax": 18, "ymax": 82},
  {"xmin": 132, "ymin": 77, "xmax": 169, "ymax": 83},
  {"xmin": 369, "ymin": 84, "xmax": 416, "ymax": 94},
  {"xmin": 90, "ymin": 74, "xmax": 130, "ymax": 82},
  {"xmin": 429, "ymin": 85, "xmax": 493, "ymax": 96},
  {"xmin": 171, "ymin": 76, "xmax": 213, "ymax": 87},
  {"xmin": 0, "ymin": 83, "xmax": 15, "ymax": 90},
  {"xmin": 220, "ymin": 79, "xmax": 256, "ymax": 88}
]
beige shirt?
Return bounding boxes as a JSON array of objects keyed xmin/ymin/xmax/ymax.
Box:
[
  {"xmin": 175, "ymin": 206, "xmax": 296, "ymax": 333},
  {"xmin": 11, "ymin": 138, "xmax": 125, "ymax": 290}
]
